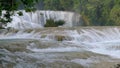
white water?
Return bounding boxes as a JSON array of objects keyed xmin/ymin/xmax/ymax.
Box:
[
  {"xmin": 1, "ymin": 27, "xmax": 120, "ymax": 59},
  {"xmin": 1, "ymin": 10, "xmax": 120, "ymax": 68},
  {"xmin": 1, "ymin": 27, "xmax": 120, "ymax": 68},
  {"xmin": 6, "ymin": 10, "xmax": 82, "ymax": 29}
]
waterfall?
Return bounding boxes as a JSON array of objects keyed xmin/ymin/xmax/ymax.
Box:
[
  {"xmin": 1, "ymin": 10, "xmax": 120, "ymax": 68},
  {"xmin": 6, "ymin": 10, "xmax": 82, "ymax": 29}
]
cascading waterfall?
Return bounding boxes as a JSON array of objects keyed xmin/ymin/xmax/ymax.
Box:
[
  {"xmin": 6, "ymin": 10, "xmax": 82, "ymax": 29},
  {"xmin": 1, "ymin": 11, "xmax": 120, "ymax": 68},
  {"xmin": 1, "ymin": 27, "xmax": 120, "ymax": 58},
  {"xmin": 1, "ymin": 27, "xmax": 120, "ymax": 68}
]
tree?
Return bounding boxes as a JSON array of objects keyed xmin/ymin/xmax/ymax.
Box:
[
  {"xmin": 110, "ymin": 5, "xmax": 120, "ymax": 25},
  {"xmin": 59, "ymin": 0, "xmax": 74, "ymax": 11},
  {"xmin": 0, "ymin": 0, "xmax": 39, "ymax": 28},
  {"xmin": 44, "ymin": 0, "xmax": 62, "ymax": 10}
]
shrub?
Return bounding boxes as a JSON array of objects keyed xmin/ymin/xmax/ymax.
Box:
[
  {"xmin": 55, "ymin": 20, "xmax": 65, "ymax": 26},
  {"xmin": 44, "ymin": 19, "xmax": 56, "ymax": 27},
  {"xmin": 44, "ymin": 19, "xmax": 65, "ymax": 27},
  {"xmin": 17, "ymin": 11, "xmax": 23, "ymax": 16}
]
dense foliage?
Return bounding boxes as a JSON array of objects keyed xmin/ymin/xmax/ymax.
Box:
[
  {"xmin": 0, "ymin": 0, "xmax": 120, "ymax": 26},
  {"xmin": 0, "ymin": 0, "xmax": 39, "ymax": 28},
  {"xmin": 41, "ymin": 0, "xmax": 120, "ymax": 26},
  {"xmin": 44, "ymin": 19, "xmax": 65, "ymax": 27}
]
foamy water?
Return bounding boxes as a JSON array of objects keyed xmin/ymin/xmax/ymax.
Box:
[
  {"xmin": 1, "ymin": 27, "xmax": 120, "ymax": 68},
  {"xmin": 1, "ymin": 27, "xmax": 120, "ymax": 59},
  {"xmin": 1, "ymin": 10, "xmax": 120, "ymax": 68},
  {"xmin": 6, "ymin": 10, "xmax": 81, "ymax": 29}
]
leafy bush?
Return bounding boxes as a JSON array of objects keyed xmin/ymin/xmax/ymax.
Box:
[
  {"xmin": 44, "ymin": 19, "xmax": 65, "ymax": 27},
  {"xmin": 55, "ymin": 20, "xmax": 65, "ymax": 26},
  {"xmin": 44, "ymin": 19, "xmax": 57, "ymax": 27},
  {"xmin": 17, "ymin": 11, "xmax": 23, "ymax": 16}
]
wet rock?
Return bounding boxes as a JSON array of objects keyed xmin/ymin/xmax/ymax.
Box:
[{"xmin": 55, "ymin": 35, "xmax": 65, "ymax": 41}]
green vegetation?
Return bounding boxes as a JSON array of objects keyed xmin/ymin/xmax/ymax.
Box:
[
  {"xmin": 0, "ymin": 0, "xmax": 120, "ymax": 26},
  {"xmin": 44, "ymin": 19, "xmax": 56, "ymax": 27},
  {"xmin": 44, "ymin": 19, "xmax": 65, "ymax": 27},
  {"xmin": 0, "ymin": 0, "xmax": 39, "ymax": 28},
  {"xmin": 55, "ymin": 20, "xmax": 65, "ymax": 26},
  {"xmin": 42, "ymin": 0, "xmax": 120, "ymax": 26},
  {"xmin": 17, "ymin": 11, "xmax": 23, "ymax": 16}
]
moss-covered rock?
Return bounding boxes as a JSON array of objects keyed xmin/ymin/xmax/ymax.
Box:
[{"xmin": 55, "ymin": 35, "xmax": 65, "ymax": 41}]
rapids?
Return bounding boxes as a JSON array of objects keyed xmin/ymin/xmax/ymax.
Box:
[{"xmin": 0, "ymin": 27, "xmax": 120, "ymax": 68}]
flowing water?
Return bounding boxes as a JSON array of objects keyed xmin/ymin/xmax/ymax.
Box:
[
  {"xmin": 6, "ymin": 10, "xmax": 82, "ymax": 29},
  {"xmin": 0, "ymin": 27, "xmax": 120, "ymax": 68},
  {"xmin": 0, "ymin": 11, "xmax": 120, "ymax": 68}
]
